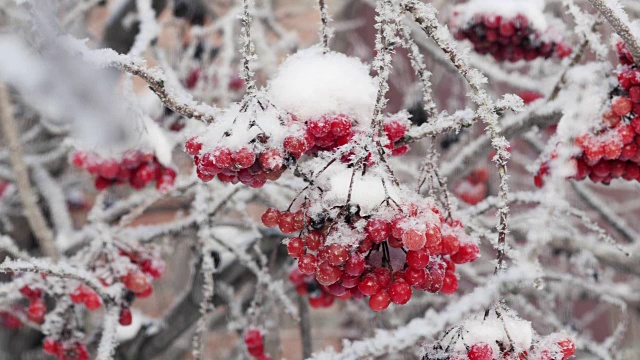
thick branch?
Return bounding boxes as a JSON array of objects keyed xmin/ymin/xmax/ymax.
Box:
[
  {"xmin": 587, "ymin": 0, "xmax": 640, "ymax": 62},
  {"xmin": 0, "ymin": 85, "xmax": 59, "ymax": 260}
]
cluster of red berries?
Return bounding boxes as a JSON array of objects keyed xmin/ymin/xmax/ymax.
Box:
[
  {"xmin": 452, "ymin": 13, "xmax": 571, "ymax": 63},
  {"xmin": 536, "ymin": 42, "xmax": 640, "ymax": 186},
  {"xmin": 304, "ymin": 114, "xmax": 410, "ymax": 157},
  {"xmin": 117, "ymin": 248, "xmax": 165, "ymax": 300},
  {"xmin": 454, "ymin": 167, "xmax": 489, "ymax": 205},
  {"xmin": 185, "ymin": 137, "xmax": 297, "ymax": 187},
  {"xmin": 69, "ymin": 285, "xmax": 101, "ymax": 311},
  {"xmin": 43, "ymin": 339, "xmax": 89, "ymax": 360},
  {"xmin": 20, "ymin": 285, "xmax": 47, "ymax": 324},
  {"xmin": 425, "ymin": 338, "xmax": 575, "ymax": 360},
  {"xmin": 71, "ymin": 150, "xmax": 176, "ymax": 192},
  {"xmin": 69, "ymin": 285, "xmax": 131, "ymax": 326},
  {"xmin": 243, "ymin": 328, "xmax": 272, "ymax": 360},
  {"xmin": 263, "ymin": 201, "xmax": 480, "ymax": 312}
]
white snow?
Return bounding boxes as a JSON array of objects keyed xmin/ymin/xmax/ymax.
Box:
[{"xmin": 267, "ymin": 46, "xmax": 377, "ymax": 125}]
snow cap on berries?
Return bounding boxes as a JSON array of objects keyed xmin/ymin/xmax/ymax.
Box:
[{"xmin": 267, "ymin": 46, "xmax": 377, "ymax": 125}]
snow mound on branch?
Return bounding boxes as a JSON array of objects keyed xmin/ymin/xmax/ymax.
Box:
[
  {"xmin": 194, "ymin": 96, "xmax": 303, "ymax": 152},
  {"xmin": 452, "ymin": 0, "xmax": 548, "ymax": 31},
  {"xmin": 441, "ymin": 310, "xmax": 533, "ymax": 355},
  {"xmin": 267, "ymin": 46, "xmax": 377, "ymax": 124}
]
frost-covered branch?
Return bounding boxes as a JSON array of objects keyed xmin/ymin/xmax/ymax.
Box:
[
  {"xmin": 587, "ymin": 0, "xmax": 640, "ymax": 62},
  {"xmin": 0, "ymin": 84, "xmax": 59, "ymax": 260}
]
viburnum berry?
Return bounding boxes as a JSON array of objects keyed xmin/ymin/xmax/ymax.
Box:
[
  {"xmin": 344, "ymin": 253, "xmax": 365, "ymax": 276},
  {"xmin": 365, "ymin": 218, "xmax": 391, "ymax": 243},
  {"xmin": 451, "ymin": 243, "xmax": 480, "ymax": 264},
  {"xmin": 27, "ymin": 298, "xmax": 46, "ymax": 323},
  {"xmin": 315, "ymin": 262, "xmax": 342, "ymax": 286},
  {"xmin": 406, "ymin": 249, "xmax": 430, "ymax": 269},
  {"xmin": 286, "ymin": 237, "xmax": 305, "ymax": 258},
  {"xmin": 123, "ymin": 271, "xmax": 151, "ymax": 294},
  {"xmin": 369, "ymin": 290, "xmax": 391, "ymax": 311},
  {"xmin": 557, "ymin": 338, "xmax": 576, "ymax": 359},
  {"xmin": 298, "ymin": 254, "xmax": 319, "ymax": 274},
  {"xmin": 278, "ymin": 212, "xmax": 297, "ymax": 234},
  {"xmin": 402, "ymin": 228, "xmax": 426, "ymax": 251},
  {"xmin": 43, "ymin": 338, "xmax": 59, "ymax": 354},
  {"xmin": 440, "ymin": 271, "xmax": 459, "ymax": 294},
  {"xmin": 388, "ymin": 281, "xmax": 411, "ymax": 305},
  {"xmin": 358, "ymin": 273, "xmax": 380, "ymax": 296},
  {"xmin": 119, "ymin": 307, "xmax": 133, "ymax": 326},
  {"xmin": 261, "ymin": 208, "xmax": 280, "ymax": 228},
  {"xmin": 467, "ymin": 342, "xmax": 493, "ymax": 360},
  {"xmin": 404, "ymin": 267, "xmax": 427, "ymax": 287}
]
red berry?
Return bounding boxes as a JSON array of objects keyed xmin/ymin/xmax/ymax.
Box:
[
  {"xmin": 298, "ymin": 254, "xmax": 318, "ymax": 274},
  {"xmin": 243, "ymin": 328, "xmax": 263, "ymax": 349},
  {"xmin": 326, "ymin": 244, "xmax": 349, "ymax": 266},
  {"xmin": 185, "ymin": 137, "xmax": 202, "ymax": 155},
  {"xmin": 27, "ymin": 299, "xmax": 46, "ymax": 323},
  {"xmin": 213, "ymin": 148, "xmax": 233, "ymax": 169},
  {"xmin": 402, "ymin": 228, "xmax": 426, "ymax": 251},
  {"xmin": 70, "ymin": 285, "xmax": 87, "ymax": 304},
  {"xmin": 308, "ymin": 117, "xmax": 330, "ymax": 137},
  {"xmin": 612, "ymin": 96, "xmax": 633, "ymax": 116},
  {"xmin": 286, "ymin": 237, "xmax": 304, "ymax": 258},
  {"xmin": 283, "ymin": 136, "xmax": 307, "ymax": 157},
  {"xmin": 344, "ymin": 253, "xmax": 365, "ymax": 276},
  {"xmin": 425, "ymin": 224, "xmax": 442, "ymax": 248},
  {"xmin": 557, "ymin": 338, "xmax": 576, "ymax": 359},
  {"xmin": 99, "ymin": 159, "xmax": 120, "ymax": 179},
  {"xmin": 119, "ymin": 307, "xmax": 133, "ymax": 326},
  {"xmin": 315, "ymin": 262, "xmax": 343, "ymax": 286},
  {"xmin": 329, "ymin": 115, "xmax": 352, "ymax": 137},
  {"xmin": 388, "ymin": 281, "xmax": 412, "ymax": 305},
  {"xmin": 123, "ymin": 271, "xmax": 151, "ymax": 294},
  {"xmin": 441, "ymin": 234, "xmax": 460, "ymax": 255},
  {"xmin": 369, "ymin": 290, "xmax": 391, "ymax": 311},
  {"xmin": 259, "ymin": 149, "xmax": 284, "ymax": 172},
  {"xmin": 304, "ymin": 231, "xmax": 324, "ymax": 251},
  {"xmin": 603, "ymin": 141, "xmax": 622, "ymax": 160},
  {"xmin": 232, "ymin": 147, "xmax": 256, "ymax": 169},
  {"xmin": 365, "ymin": 218, "xmax": 391, "ymax": 243},
  {"xmin": 341, "ymin": 273, "xmax": 359, "ymax": 288},
  {"xmin": 71, "ymin": 151, "xmax": 87, "ymax": 168},
  {"xmin": 404, "ymin": 267, "xmax": 427, "ymax": 287},
  {"xmin": 440, "ymin": 271, "xmax": 459, "ymax": 294},
  {"xmin": 383, "ymin": 119, "xmax": 407, "ymax": 142},
  {"xmin": 261, "ymin": 208, "xmax": 280, "ymax": 228},
  {"xmin": 406, "ymin": 249, "xmax": 430, "ymax": 269},
  {"xmin": 95, "ymin": 176, "xmax": 113, "ymax": 191},
  {"xmin": 357, "ymin": 273, "xmax": 380, "ymax": 296},
  {"xmin": 83, "ymin": 291, "xmax": 101, "ymax": 310},
  {"xmin": 43, "ymin": 338, "xmax": 59, "ymax": 354},
  {"xmin": 451, "ymin": 243, "xmax": 480, "ymax": 264},
  {"xmin": 278, "ymin": 212, "xmax": 296, "ymax": 234},
  {"xmin": 617, "ymin": 124, "xmax": 635, "ymax": 144},
  {"xmin": 468, "ymin": 342, "xmax": 493, "ymax": 360},
  {"xmin": 373, "ymin": 267, "xmax": 392, "ymax": 289}
]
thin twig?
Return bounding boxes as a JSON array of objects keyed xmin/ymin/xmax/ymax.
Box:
[
  {"xmin": 298, "ymin": 294, "xmax": 313, "ymax": 358},
  {"xmin": 0, "ymin": 84, "xmax": 59, "ymax": 260}
]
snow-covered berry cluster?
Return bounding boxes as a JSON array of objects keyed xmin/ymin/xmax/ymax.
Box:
[
  {"xmin": 451, "ymin": 0, "xmax": 571, "ymax": 63},
  {"xmin": 423, "ymin": 307, "xmax": 576, "ymax": 360},
  {"xmin": 263, "ymin": 165, "xmax": 480, "ymax": 311},
  {"xmin": 71, "ymin": 150, "xmax": 176, "ymax": 192},
  {"xmin": 268, "ymin": 47, "xmax": 411, "ymax": 157},
  {"xmin": 43, "ymin": 339, "xmax": 89, "ymax": 360},
  {"xmin": 536, "ymin": 42, "xmax": 640, "ymax": 186},
  {"xmin": 454, "ymin": 167, "xmax": 489, "ymax": 205},
  {"xmin": 243, "ymin": 328, "xmax": 272, "ymax": 360},
  {"xmin": 185, "ymin": 97, "xmax": 305, "ymax": 187}
]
